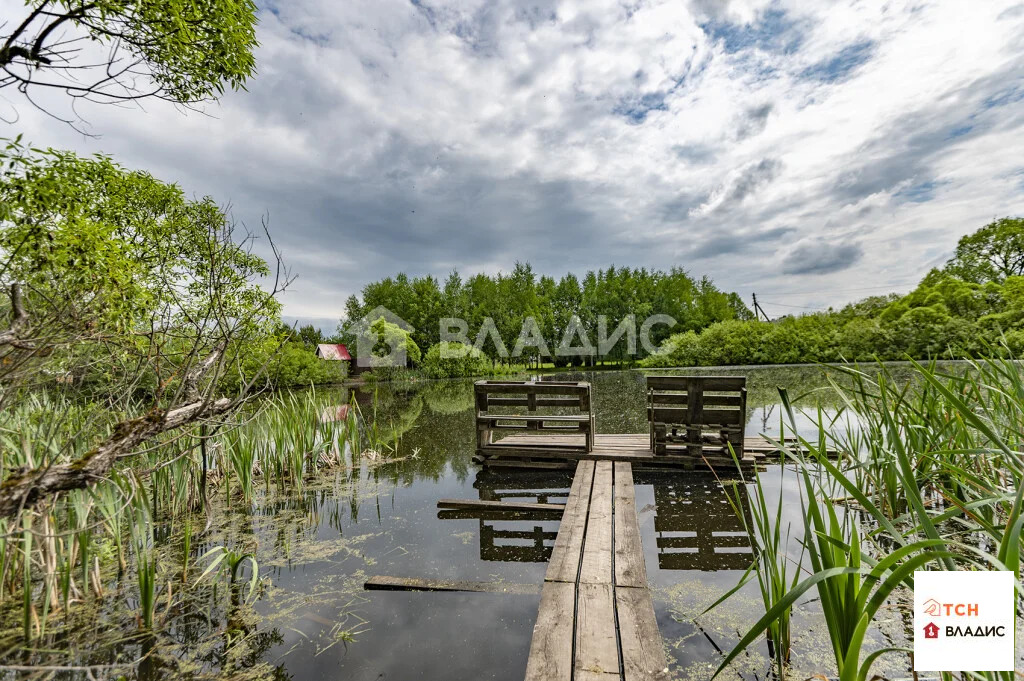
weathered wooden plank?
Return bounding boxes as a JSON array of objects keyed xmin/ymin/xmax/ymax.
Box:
[
  {"xmin": 575, "ymin": 583, "xmax": 620, "ymax": 677},
  {"xmin": 616, "ymin": 586, "xmax": 670, "ymax": 681},
  {"xmin": 437, "ymin": 508, "xmax": 564, "ymax": 520},
  {"xmin": 364, "ymin": 576, "xmax": 540, "ymax": 595},
  {"xmin": 436, "ymin": 498, "xmax": 565, "ymax": 513},
  {"xmin": 647, "ymin": 406, "xmax": 743, "ymax": 425},
  {"xmin": 575, "ymin": 671, "xmax": 622, "ymax": 681},
  {"xmin": 480, "ymin": 459, "xmax": 576, "ymax": 470},
  {"xmin": 613, "ymin": 462, "xmax": 646, "ymax": 589},
  {"xmin": 524, "ymin": 581, "xmax": 575, "ymax": 681},
  {"xmin": 579, "ymin": 461, "xmax": 614, "ymax": 585},
  {"xmin": 645, "ymin": 375, "xmax": 746, "ymax": 391},
  {"xmin": 476, "ymin": 381, "xmax": 590, "ymax": 396},
  {"xmin": 481, "ymin": 415, "xmax": 594, "ymax": 423},
  {"xmin": 545, "ymin": 460, "xmax": 595, "ymax": 583},
  {"xmin": 486, "ymin": 397, "xmax": 582, "ymax": 408},
  {"xmin": 650, "ymin": 392, "xmax": 743, "ymax": 406}
]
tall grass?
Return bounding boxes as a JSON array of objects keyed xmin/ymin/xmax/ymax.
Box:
[
  {"xmin": 715, "ymin": 358, "xmax": 1024, "ymax": 680},
  {"xmin": 0, "ymin": 386, "xmax": 404, "ymax": 651}
]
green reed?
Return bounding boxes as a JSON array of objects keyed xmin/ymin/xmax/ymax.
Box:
[{"xmin": 715, "ymin": 358, "xmax": 1024, "ymax": 681}]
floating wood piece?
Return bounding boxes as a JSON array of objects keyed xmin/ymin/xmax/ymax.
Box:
[
  {"xmin": 363, "ymin": 576, "xmax": 540, "ymax": 595},
  {"xmin": 438, "ymin": 508, "xmax": 564, "ymax": 520},
  {"xmin": 436, "ymin": 498, "xmax": 566, "ymax": 513}
]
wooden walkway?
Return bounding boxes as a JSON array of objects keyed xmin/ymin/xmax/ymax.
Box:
[
  {"xmin": 525, "ymin": 460, "xmax": 669, "ymax": 681},
  {"xmin": 477, "ymin": 432, "xmax": 790, "ymax": 471}
]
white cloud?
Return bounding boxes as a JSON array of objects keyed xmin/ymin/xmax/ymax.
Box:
[{"xmin": 3, "ymin": 0, "xmax": 1023, "ymax": 321}]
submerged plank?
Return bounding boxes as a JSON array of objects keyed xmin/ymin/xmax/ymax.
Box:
[
  {"xmin": 364, "ymin": 576, "xmax": 539, "ymax": 595},
  {"xmin": 437, "ymin": 508, "xmax": 563, "ymax": 520},
  {"xmin": 524, "ymin": 581, "xmax": 575, "ymax": 681},
  {"xmin": 437, "ymin": 498, "xmax": 565, "ymax": 513},
  {"xmin": 545, "ymin": 460, "xmax": 595, "ymax": 583}
]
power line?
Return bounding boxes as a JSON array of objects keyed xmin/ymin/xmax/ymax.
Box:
[
  {"xmin": 732, "ymin": 280, "xmax": 918, "ymax": 297},
  {"xmin": 757, "ymin": 300, "xmax": 826, "ymax": 310}
]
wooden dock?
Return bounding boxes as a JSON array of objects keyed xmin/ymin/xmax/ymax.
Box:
[
  {"xmin": 475, "ymin": 432, "xmax": 796, "ymax": 471},
  {"xmin": 524, "ymin": 460, "xmax": 669, "ymax": 681}
]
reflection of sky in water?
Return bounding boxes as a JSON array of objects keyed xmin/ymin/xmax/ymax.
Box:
[
  {"xmin": 66, "ymin": 365, "xmax": 989, "ymax": 679},
  {"xmin": 245, "ymin": 366, "xmax": 881, "ymax": 680}
]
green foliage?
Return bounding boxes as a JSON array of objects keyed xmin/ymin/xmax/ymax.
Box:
[
  {"xmin": 945, "ymin": 216, "xmax": 1024, "ymax": 283},
  {"xmin": 715, "ymin": 362, "xmax": 1024, "ymax": 681},
  {"xmin": 223, "ymin": 340, "xmax": 345, "ymax": 391},
  {"xmin": 0, "ymin": 141, "xmax": 281, "ymax": 397},
  {"xmin": 420, "ymin": 341, "xmax": 493, "ymax": 378},
  {"xmin": 368, "ymin": 317, "xmax": 421, "ymax": 365},
  {"xmin": 0, "ymin": 0, "xmax": 258, "ymax": 105},
  {"xmin": 644, "ymin": 218, "xmax": 1024, "ymax": 366},
  {"xmin": 338, "ymin": 264, "xmax": 750, "ymax": 364}
]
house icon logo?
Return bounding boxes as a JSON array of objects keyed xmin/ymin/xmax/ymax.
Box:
[
  {"xmin": 923, "ymin": 622, "xmax": 939, "ymax": 639},
  {"xmin": 922, "ymin": 598, "xmax": 942, "ymax": 616},
  {"xmin": 346, "ymin": 306, "xmax": 416, "ymax": 369}
]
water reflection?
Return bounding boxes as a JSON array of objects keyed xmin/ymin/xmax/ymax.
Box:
[
  {"xmin": 440, "ymin": 468, "xmax": 755, "ymax": 574},
  {"xmin": 639, "ymin": 473, "xmax": 753, "ymax": 572}
]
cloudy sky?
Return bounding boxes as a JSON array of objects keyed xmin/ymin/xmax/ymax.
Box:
[{"xmin": 7, "ymin": 0, "xmax": 1024, "ymax": 329}]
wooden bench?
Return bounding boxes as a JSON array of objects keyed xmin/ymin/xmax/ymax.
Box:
[
  {"xmin": 647, "ymin": 375, "xmax": 747, "ymax": 459},
  {"xmin": 475, "ymin": 380, "xmax": 594, "ymax": 455}
]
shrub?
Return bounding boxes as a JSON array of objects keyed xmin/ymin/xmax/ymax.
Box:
[{"xmin": 420, "ymin": 341, "xmax": 493, "ymax": 378}]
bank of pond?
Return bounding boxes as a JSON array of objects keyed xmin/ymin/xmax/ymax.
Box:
[{"xmin": 0, "ymin": 361, "xmax": 1021, "ymax": 680}]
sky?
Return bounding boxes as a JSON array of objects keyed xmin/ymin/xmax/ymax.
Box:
[{"xmin": 5, "ymin": 0, "xmax": 1024, "ymax": 331}]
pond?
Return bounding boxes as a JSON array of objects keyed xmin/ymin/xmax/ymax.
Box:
[{"xmin": 3, "ymin": 364, "xmax": 939, "ymax": 680}]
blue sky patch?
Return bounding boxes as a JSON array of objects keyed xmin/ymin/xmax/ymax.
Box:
[
  {"xmin": 613, "ymin": 91, "xmax": 669, "ymax": 124},
  {"xmin": 800, "ymin": 40, "xmax": 875, "ymax": 83},
  {"xmin": 700, "ymin": 8, "xmax": 804, "ymax": 55},
  {"xmin": 895, "ymin": 180, "xmax": 946, "ymax": 203}
]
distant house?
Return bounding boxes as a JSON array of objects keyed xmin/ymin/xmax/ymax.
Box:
[{"xmin": 315, "ymin": 343, "xmax": 352, "ymax": 361}]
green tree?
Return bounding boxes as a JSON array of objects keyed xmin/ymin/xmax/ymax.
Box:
[
  {"xmin": 297, "ymin": 324, "xmax": 324, "ymax": 347},
  {"xmin": 0, "ymin": 0, "xmax": 258, "ymax": 121},
  {"xmin": 0, "ymin": 143, "xmax": 287, "ymax": 516},
  {"xmin": 945, "ymin": 217, "xmax": 1024, "ymax": 283}
]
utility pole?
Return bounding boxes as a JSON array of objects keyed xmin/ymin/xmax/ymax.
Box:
[{"xmin": 751, "ymin": 293, "xmax": 770, "ymax": 322}]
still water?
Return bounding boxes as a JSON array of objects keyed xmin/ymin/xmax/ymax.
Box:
[
  {"xmin": 36, "ymin": 365, "xmax": 923, "ymax": 680},
  {"xmin": 189, "ymin": 365, "xmax": 909, "ymax": 681}
]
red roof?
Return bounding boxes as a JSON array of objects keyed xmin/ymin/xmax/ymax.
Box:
[{"xmin": 316, "ymin": 343, "xmax": 352, "ymax": 361}]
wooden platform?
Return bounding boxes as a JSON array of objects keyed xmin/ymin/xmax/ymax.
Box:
[
  {"xmin": 524, "ymin": 460, "xmax": 669, "ymax": 681},
  {"xmin": 477, "ymin": 432, "xmax": 790, "ymax": 471}
]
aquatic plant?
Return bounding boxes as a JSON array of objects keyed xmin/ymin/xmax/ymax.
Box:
[{"xmin": 714, "ymin": 358, "xmax": 1024, "ymax": 680}]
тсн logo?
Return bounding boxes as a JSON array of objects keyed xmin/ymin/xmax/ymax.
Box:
[{"xmin": 921, "ymin": 598, "xmax": 978, "ymax": 616}]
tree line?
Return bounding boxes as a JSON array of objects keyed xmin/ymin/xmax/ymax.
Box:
[
  {"xmin": 336, "ymin": 263, "xmax": 752, "ymax": 367},
  {"xmin": 642, "ymin": 217, "xmax": 1024, "ymax": 367}
]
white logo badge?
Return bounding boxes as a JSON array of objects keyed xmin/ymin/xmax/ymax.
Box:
[{"xmin": 913, "ymin": 570, "xmax": 1015, "ymax": 672}]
